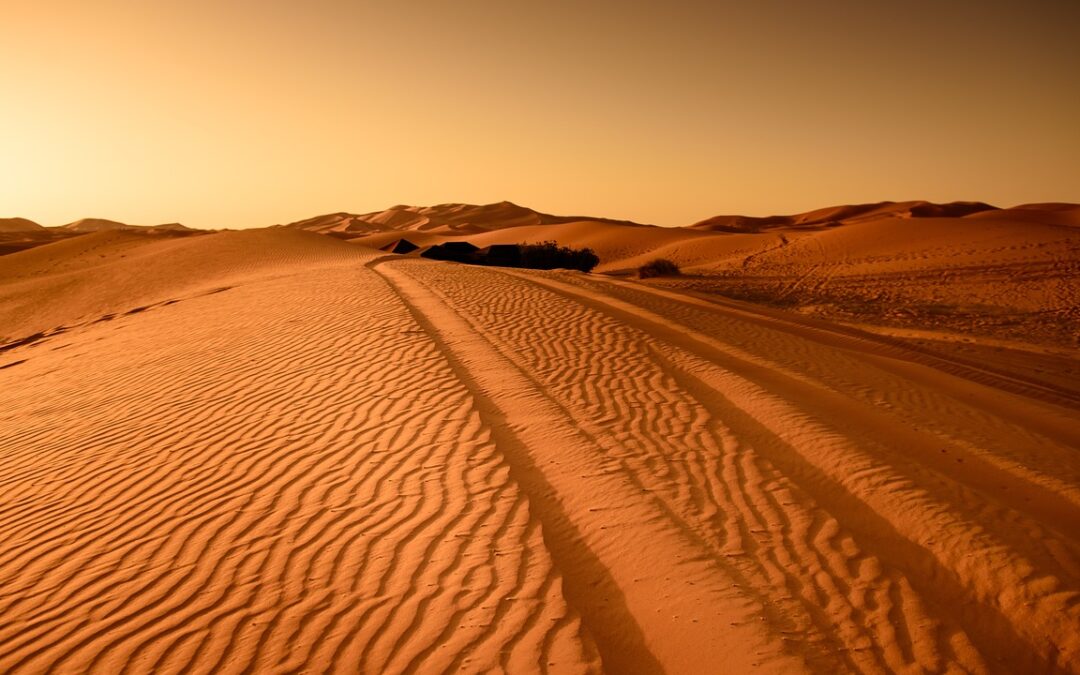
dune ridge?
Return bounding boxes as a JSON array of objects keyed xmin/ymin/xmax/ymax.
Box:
[
  {"xmin": 279, "ymin": 201, "xmax": 645, "ymax": 237},
  {"xmin": 0, "ymin": 229, "xmax": 355, "ymax": 343},
  {"xmin": 688, "ymin": 201, "xmax": 1000, "ymax": 233},
  {"xmin": 59, "ymin": 218, "xmax": 193, "ymax": 233},
  {"xmin": 0, "ymin": 217, "xmax": 198, "ymax": 257}
]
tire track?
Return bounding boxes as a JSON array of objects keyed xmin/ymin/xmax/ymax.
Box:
[
  {"xmin": 3, "ymin": 241, "xmax": 1077, "ymax": 673},
  {"xmin": 390, "ymin": 260, "xmax": 941, "ymax": 673},
  {"xmin": 523, "ymin": 267, "xmax": 1080, "ymax": 673},
  {"xmin": 388, "ymin": 259, "xmax": 1080, "ymax": 673},
  {"xmin": 372, "ymin": 259, "xmax": 809, "ymax": 674}
]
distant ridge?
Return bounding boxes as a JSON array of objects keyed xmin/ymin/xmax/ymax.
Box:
[
  {"xmin": 0, "ymin": 217, "xmax": 45, "ymax": 233},
  {"xmin": 689, "ymin": 201, "xmax": 999, "ymax": 233},
  {"xmin": 62, "ymin": 218, "xmax": 192, "ymax": 232},
  {"xmin": 0, "ymin": 218, "xmax": 197, "ymax": 256},
  {"xmin": 4, "ymin": 201, "xmax": 1077, "ymax": 259},
  {"xmin": 280, "ymin": 201, "xmax": 649, "ymax": 236}
]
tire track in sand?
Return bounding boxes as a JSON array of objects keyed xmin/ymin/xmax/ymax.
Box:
[
  {"xmin": 511, "ymin": 267, "xmax": 1080, "ymax": 673},
  {"xmin": 386, "ymin": 260, "xmax": 961, "ymax": 673},
  {"xmin": 373, "ymin": 259, "xmax": 814, "ymax": 674},
  {"xmin": 385, "ymin": 258, "xmax": 1079, "ymax": 673}
]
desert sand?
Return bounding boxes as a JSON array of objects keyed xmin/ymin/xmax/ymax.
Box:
[{"xmin": 1, "ymin": 204, "xmax": 1078, "ymax": 673}]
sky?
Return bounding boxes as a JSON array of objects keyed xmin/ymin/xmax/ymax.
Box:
[{"xmin": 1, "ymin": 0, "xmax": 1078, "ymax": 229}]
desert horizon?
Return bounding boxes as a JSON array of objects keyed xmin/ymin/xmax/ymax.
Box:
[
  {"xmin": 4, "ymin": 0, "xmax": 1079, "ymax": 672},
  {"xmin": 2, "ymin": 197, "xmax": 1077, "ymax": 230}
]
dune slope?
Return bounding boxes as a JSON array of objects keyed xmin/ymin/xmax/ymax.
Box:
[
  {"xmin": 1, "ymin": 233, "xmax": 1078, "ymax": 673},
  {"xmin": 657, "ymin": 207, "xmax": 1080, "ymax": 347},
  {"xmin": 322, "ymin": 202, "xmax": 1080, "ymax": 349},
  {"xmin": 0, "ymin": 228, "xmax": 353, "ymax": 342}
]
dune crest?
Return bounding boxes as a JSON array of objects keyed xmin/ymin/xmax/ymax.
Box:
[
  {"xmin": 689, "ymin": 201, "xmax": 999, "ymax": 233},
  {"xmin": 60, "ymin": 218, "xmax": 193, "ymax": 232},
  {"xmin": 280, "ymin": 201, "xmax": 646, "ymax": 237}
]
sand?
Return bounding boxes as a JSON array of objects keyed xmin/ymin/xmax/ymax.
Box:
[
  {"xmin": 1, "ymin": 207, "xmax": 1079, "ymax": 673},
  {"xmin": 318, "ymin": 201, "xmax": 1080, "ymax": 348}
]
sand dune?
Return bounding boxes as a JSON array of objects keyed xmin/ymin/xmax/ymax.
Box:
[
  {"xmin": 0, "ymin": 218, "xmax": 194, "ymax": 257},
  {"xmin": 662, "ymin": 206, "xmax": 1080, "ymax": 347},
  {"xmin": 280, "ymin": 201, "xmax": 645, "ymax": 237},
  {"xmin": 0, "ymin": 218, "xmax": 45, "ymax": 233},
  {"xmin": 0, "ymin": 219, "xmax": 77, "ymax": 256},
  {"xmin": 60, "ymin": 218, "xmax": 144, "ymax": 232},
  {"xmin": 1, "ymin": 226, "xmax": 1078, "ymax": 673},
  {"xmin": 0, "ymin": 228, "xmax": 355, "ymax": 342},
  {"xmin": 10, "ymin": 200, "xmax": 1076, "ymax": 349},
  {"xmin": 0, "ymin": 242, "xmax": 595, "ymax": 673},
  {"xmin": 689, "ymin": 201, "xmax": 999, "ymax": 233},
  {"xmin": 60, "ymin": 218, "xmax": 194, "ymax": 233},
  {"xmin": 328, "ymin": 199, "xmax": 1080, "ymax": 347},
  {"xmin": 319, "ymin": 202, "xmax": 1079, "ymax": 348}
]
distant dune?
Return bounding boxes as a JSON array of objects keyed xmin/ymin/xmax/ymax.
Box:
[
  {"xmin": 7, "ymin": 200, "xmax": 1075, "ymax": 348},
  {"xmin": 689, "ymin": 201, "xmax": 999, "ymax": 233},
  {"xmin": 0, "ymin": 220, "xmax": 81, "ymax": 255},
  {"xmin": 61, "ymin": 217, "xmax": 193, "ymax": 232},
  {"xmin": 280, "ymin": 200, "xmax": 1080, "ymax": 348},
  {"xmin": 61, "ymin": 217, "xmax": 137, "ymax": 232},
  {"xmin": 0, "ymin": 218, "xmax": 45, "ymax": 233},
  {"xmin": 0, "ymin": 228, "xmax": 345, "ymax": 341},
  {"xmin": 279, "ymin": 200, "xmax": 645, "ymax": 236},
  {"xmin": 5, "ymin": 201, "xmax": 1078, "ymax": 347},
  {"xmin": 0, "ymin": 217, "xmax": 196, "ymax": 255},
  {"xmin": 664, "ymin": 203, "xmax": 1080, "ymax": 347},
  {"xmin": 1, "ymin": 223, "xmax": 1078, "ymax": 673}
]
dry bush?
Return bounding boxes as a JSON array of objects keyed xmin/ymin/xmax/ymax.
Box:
[
  {"xmin": 638, "ymin": 258, "xmax": 680, "ymax": 278},
  {"xmin": 519, "ymin": 241, "xmax": 600, "ymax": 273}
]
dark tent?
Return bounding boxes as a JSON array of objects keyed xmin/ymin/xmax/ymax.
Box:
[
  {"xmin": 420, "ymin": 241, "xmax": 480, "ymax": 263},
  {"xmin": 477, "ymin": 244, "xmax": 522, "ymax": 267},
  {"xmin": 383, "ymin": 238, "xmax": 419, "ymax": 254}
]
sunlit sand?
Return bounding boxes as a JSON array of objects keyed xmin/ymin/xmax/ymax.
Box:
[{"xmin": 1, "ymin": 202, "xmax": 1077, "ymax": 672}]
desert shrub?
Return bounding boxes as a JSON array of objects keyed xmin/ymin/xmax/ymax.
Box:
[
  {"xmin": 519, "ymin": 241, "xmax": 599, "ymax": 273},
  {"xmin": 638, "ymin": 258, "xmax": 680, "ymax": 278}
]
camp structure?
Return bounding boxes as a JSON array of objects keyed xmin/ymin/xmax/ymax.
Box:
[
  {"xmin": 419, "ymin": 241, "xmax": 480, "ymax": 263},
  {"xmin": 382, "ymin": 238, "xmax": 420, "ymax": 254},
  {"xmin": 475, "ymin": 244, "xmax": 523, "ymax": 267}
]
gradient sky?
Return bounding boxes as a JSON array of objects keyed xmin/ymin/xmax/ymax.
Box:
[{"xmin": 2, "ymin": 0, "xmax": 1078, "ymax": 228}]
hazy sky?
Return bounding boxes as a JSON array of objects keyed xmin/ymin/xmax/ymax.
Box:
[{"xmin": 2, "ymin": 0, "xmax": 1078, "ymax": 228}]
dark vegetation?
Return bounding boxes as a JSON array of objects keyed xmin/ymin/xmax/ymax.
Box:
[
  {"xmin": 638, "ymin": 258, "xmax": 681, "ymax": 278},
  {"xmin": 518, "ymin": 241, "xmax": 599, "ymax": 272},
  {"xmin": 413, "ymin": 240, "xmax": 600, "ymax": 273}
]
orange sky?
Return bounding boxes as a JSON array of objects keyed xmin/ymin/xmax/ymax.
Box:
[{"xmin": 2, "ymin": 0, "xmax": 1078, "ymax": 228}]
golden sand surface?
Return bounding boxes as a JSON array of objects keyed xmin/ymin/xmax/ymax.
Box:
[{"xmin": 1, "ymin": 208, "xmax": 1078, "ymax": 673}]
